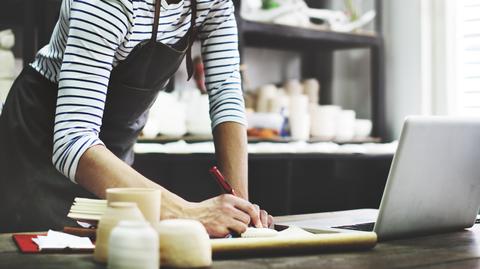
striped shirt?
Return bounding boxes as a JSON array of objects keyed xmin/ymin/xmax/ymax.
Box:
[{"xmin": 31, "ymin": 0, "xmax": 245, "ymax": 182}]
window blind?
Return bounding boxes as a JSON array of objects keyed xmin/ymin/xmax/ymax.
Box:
[{"xmin": 457, "ymin": 0, "xmax": 480, "ymax": 115}]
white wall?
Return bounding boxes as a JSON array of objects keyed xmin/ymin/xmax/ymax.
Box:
[
  {"xmin": 383, "ymin": 0, "xmax": 431, "ymax": 139},
  {"xmin": 243, "ymin": 48, "xmax": 302, "ymax": 90}
]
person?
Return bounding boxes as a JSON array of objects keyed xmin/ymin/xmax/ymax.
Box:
[{"xmin": 0, "ymin": 0, "xmax": 273, "ymax": 236}]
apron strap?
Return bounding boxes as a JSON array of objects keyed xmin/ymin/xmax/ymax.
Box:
[
  {"xmin": 151, "ymin": 0, "xmax": 161, "ymax": 41},
  {"xmin": 151, "ymin": 0, "xmax": 197, "ymax": 80},
  {"xmin": 186, "ymin": 0, "xmax": 197, "ymax": 80}
]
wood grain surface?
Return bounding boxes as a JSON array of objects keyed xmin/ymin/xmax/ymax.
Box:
[{"xmin": 1, "ymin": 218, "xmax": 480, "ymax": 269}]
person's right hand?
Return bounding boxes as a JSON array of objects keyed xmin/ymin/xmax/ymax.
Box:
[{"xmin": 183, "ymin": 194, "xmax": 262, "ymax": 238}]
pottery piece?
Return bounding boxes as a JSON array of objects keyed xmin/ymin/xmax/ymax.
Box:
[
  {"xmin": 155, "ymin": 219, "xmax": 212, "ymax": 268},
  {"xmin": 94, "ymin": 202, "xmax": 145, "ymax": 263},
  {"xmin": 106, "ymin": 188, "xmax": 161, "ymax": 224},
  {"xmin": 108, "ymin": 220, "xmax": 159, "ymax": 269}
]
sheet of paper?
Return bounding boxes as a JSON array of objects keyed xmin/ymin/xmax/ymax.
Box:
[
  {"xmin": 31, "ymin": 230, "xmax": 94, "ymax": 251},
  {"xmin": 240, "ymin": 226, "xmax": 313, "ymax": 238}
]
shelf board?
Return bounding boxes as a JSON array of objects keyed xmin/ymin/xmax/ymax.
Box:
[
  {"xmin": 240, "ymin": 19, "xmax": 381, "ymax": 51},
  {"xmin": 137, "ymin": 135, "xmax": 380, "ymax": 145}
]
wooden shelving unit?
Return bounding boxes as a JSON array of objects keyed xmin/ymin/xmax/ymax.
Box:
[
  {"xmin": 241, "ymin": 20, "xmax": 380, "ymax": 50},
  {"xmin": 233, "ymin": 0, "xmax": 386, "ymax": 141}
]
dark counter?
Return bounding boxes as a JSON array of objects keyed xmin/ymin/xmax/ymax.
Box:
[{"xmin": 133, "ymin": 152, "xmax": 394, "ymax": 216}]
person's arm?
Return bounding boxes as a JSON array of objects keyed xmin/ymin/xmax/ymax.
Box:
[
  {"xmin": 76, "ymin": 145, "xmax": 188, "ymax": 218},
  {"xmin": 200, "ymin": 0, "xmax": 272, "ymax": 227},
  {"xmin": 212, "ymin": 121, "xmax": 272, "ymax": 227},
  {"xmin": 76, "ymin": 145, "xmax": 261, "ymax": 237},
  {"xmin": 212, "ymin": 122, "xmax": 248, "ymax": 199}
]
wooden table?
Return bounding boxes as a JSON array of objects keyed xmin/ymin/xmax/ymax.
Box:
[{"xmin": 2, "ymin": 214, "xmax": 480, "ymax": 269}]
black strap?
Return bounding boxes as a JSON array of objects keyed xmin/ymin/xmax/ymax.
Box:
[
  {"xmin": 151, "ymin": 0, "xmax": 197, "ymax": 80},
  {"xmin": 186, "ymin": 0, "xmax": 197, "ymax": 80},
  {"xmin": 151, "ymin": 0, "xmax": 161, "ymax": 41}
]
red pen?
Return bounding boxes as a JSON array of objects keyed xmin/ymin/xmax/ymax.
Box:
[
  {"xmin": 210, "ymin": 166, "xmax": 260, "ymax": 232},
  {"xmin": 209, "ymin": 166, "xmax": 237, "ymax": 196}
]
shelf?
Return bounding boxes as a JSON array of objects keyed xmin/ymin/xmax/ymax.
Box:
[
  {"xmin": 137, "ymin": 135, "xmax": 381, "ymax": 145},
  {"xmin": 240, "ymin": 19, "xmax": 381, "ymax": 51}
]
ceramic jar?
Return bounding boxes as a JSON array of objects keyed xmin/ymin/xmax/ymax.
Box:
[
  {"xmin": 155, "ymin": 219, "xmax": 212, "ymax": 268},
  {"xmin": 94, "ymin": 202, "xmax": 145, "ymax": 263},
  {"xmin": 284, "ymin": 79, "xmax": 303, "ymax": 96},
  {"xmin": 256, "ymin": 84, "xmax": 278, "ymax": 113},
  {"xmin": 335, "ymin": 110, "xmax": 356, "ymax": 141},
  {"xmin": 302, "ymin": 78, "xmax": 320, "ymax": 104},
  {"xmin": 106, "ymin": 188, "xmax": 161, "ymax": 224},
  {"xmin": 289, "ymin": 94, "xmax": 310, "ymax": 140},
  {"xmin": 354, "ymin": 119, "xmax": 373, "ymax": 139},
  {"xmin": 311, "ymin": 105, "xmax": 341, "ymax": 139},
  {"xmin": 108, "ymin": 220, "xmax": 159, "ymax": 269}
]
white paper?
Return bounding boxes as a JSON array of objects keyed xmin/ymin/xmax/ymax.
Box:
[{"xmin": 31, "ymin": 230, "xmax": 94, "ymax": 251}]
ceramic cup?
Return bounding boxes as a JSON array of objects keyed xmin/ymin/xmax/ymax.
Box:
[
  {"xmin": 155, "ymin": 219, "xmax": 212, "ymax": 268},
  {"xmin": 310, "ymin": 105, "xmax": 341, "ymax": 139},
  {"xmin": 355, "ymin": 119, "xmax": 373, "ymax": 139},
  {"xmin": 94, "ymin": 202, "xmax": 145, "ymax": 263},
  {"xmin": 284, "ymin": 79, "xmax": 303, "ymax": 96},
  {"xmin": 289, "ymin": 94, "xmax": 309, "ymax": 115},
  {"xmin": 290, "ymin": 112, "xmax": 310, "ymax": 141},
  {"xmin": 106, "ymin": 188, "xmax": 161, "ymax": 224},
  {"xmin": 108, "ymin": 220, "xmax": 159, "ymax": 269},
  {"xmin": 302, "ymin": 78, "xmax": 320, "ymax": 104},
  {"xmin": 335, "ymin": 110, "xmax": 356, "ymax": 141},
  {"xmin": 256, "ymin": 84, "xmax": 278, "ymax": 113}
]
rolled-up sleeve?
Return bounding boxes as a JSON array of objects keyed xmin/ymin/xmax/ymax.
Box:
[
  {"xmin": 199, "ymin": 0, "xmax": 246, "ymax": 129},
  {"xmin": 53, "ymin": 0, "xmax": 130, "ymax": 182}
]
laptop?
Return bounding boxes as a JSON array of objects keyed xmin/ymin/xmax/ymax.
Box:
[{"xmin": 276, "ymin": 116, "xmax": 480, "ymax": 241}]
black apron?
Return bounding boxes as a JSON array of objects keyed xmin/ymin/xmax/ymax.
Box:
[{"xmin": 0, "ymin": 0, "xmax": 197, "ymax": 233}]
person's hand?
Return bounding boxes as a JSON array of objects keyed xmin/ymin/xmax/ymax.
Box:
[
  {"xmin": 183, "ymin": 194, "xmax": 263, "ymax": 238},
  {"xmin": 253, "ymin": 204, "xmax": 274, "ymax": 229}
]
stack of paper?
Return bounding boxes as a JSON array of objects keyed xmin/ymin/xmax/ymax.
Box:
[
  {"xmin": 32, "ymin": 230, "xmax": 94, "ymax": 251},
  {"xmin": 67, "ymin": 198, "xmax": 107, "ymax": 222}
]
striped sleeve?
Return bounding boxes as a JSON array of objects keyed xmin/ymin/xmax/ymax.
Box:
[
  {"xmin": 199, "ymin": 0, "xmax": 246, "ymax": 129},
  {"xmin": 53, "ymin": 0, "xmax": 131, "ymax": 182}
]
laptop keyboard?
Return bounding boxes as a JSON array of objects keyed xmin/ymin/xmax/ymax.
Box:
[{"xmin": 332, "ymin": 222, "xmax": 375, "ymax": 231}]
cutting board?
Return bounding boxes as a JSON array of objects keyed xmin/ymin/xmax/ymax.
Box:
[{"xmin": 211, "ymin": 231, "xmax": 377, "ymax": 257}]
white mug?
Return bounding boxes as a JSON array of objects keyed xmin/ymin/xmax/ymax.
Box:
[{"xmin": 311, "ymin": 105, "xmax": 341, "ymax": 139}]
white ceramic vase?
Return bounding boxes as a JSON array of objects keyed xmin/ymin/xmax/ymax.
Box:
[
  {"xmin": 108, "ymin": 220, "xmax": 159, "ymax": 269},
  {"xmin": 94, "ymin": 202, "xmax": 145, "ymax": 263}
]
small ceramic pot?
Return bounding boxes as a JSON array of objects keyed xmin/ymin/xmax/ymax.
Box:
[
  {"xmin": 311, "ymin": 105, "xmax": 341, "ymax": 139},
  {"xmin": 155, "ymin": 219, "xmax": 212, "ymax": 268},
  {"xmin": 106, "ymin": 188, "xmax": 161, "ymax": 224},
  {"xmin": 94, "ymin": 202, "xmax": 145, "ymax": 263},
  {"xmin": 335, "ymin": 110, "xmax": 356, "ymax": 141},
  {"xmin": 108, "ymin": 220, "xmax": 159, "ymax": 269}
]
